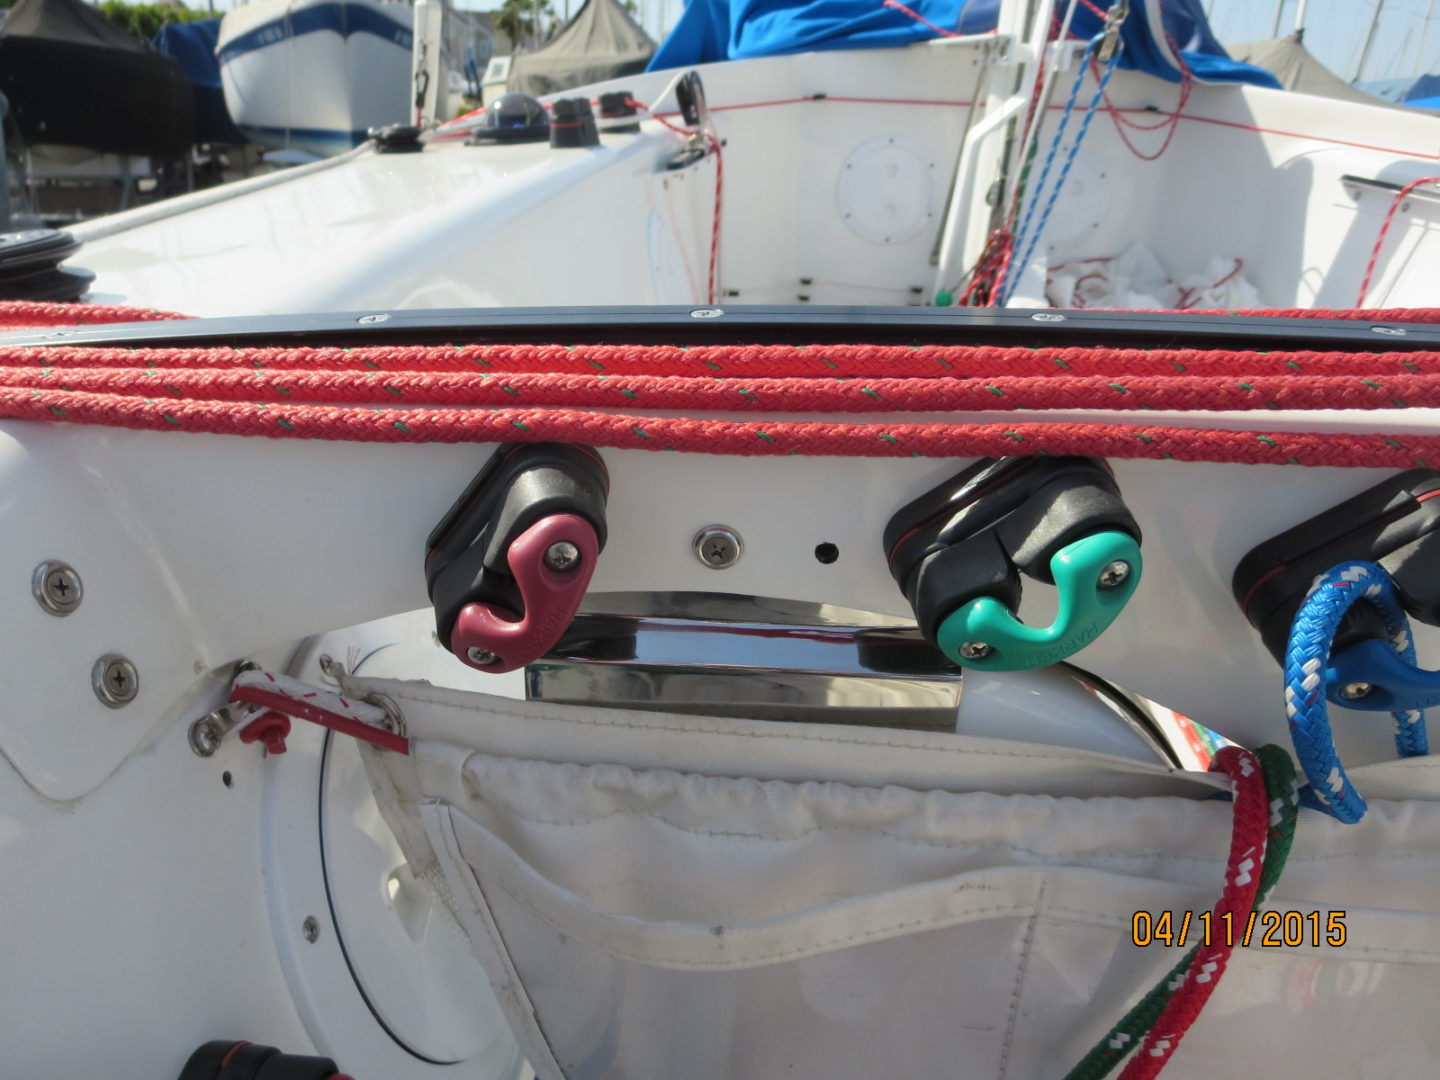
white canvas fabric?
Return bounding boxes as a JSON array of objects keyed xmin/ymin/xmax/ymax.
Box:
[{"xmin": 349, "ymin": 677, "xmax": 1440, "ymax": 1080}]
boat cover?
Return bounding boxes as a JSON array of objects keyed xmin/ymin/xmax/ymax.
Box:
[
  {"xmin": 354, "ymin": 675, "xmax": 1440, "ymax": 1080},
  {"xmin": 152, "ymin": 19, "xmax": 248, "ymax": 145},
  {"xmin": 0, "ymin": 0, "xmax": 145, "ymax": 51},
  {"xmin": 509, "ymin": 0, "xmax": 657, "ymax": 97},
  {"xmin": 649, "ymin": 0, "xmax": 1281, "ymax": 88},
  {"xmin": 1228, "ymin": 34, "xmax": 1399, "ymax": 108},
  {"xmin": 0, "ymin": 0, "xmax": 193, "ymax": 155},
  {"xmin": 1406, "ymin": 74, "xmax": 1440, "ymax": 102}
]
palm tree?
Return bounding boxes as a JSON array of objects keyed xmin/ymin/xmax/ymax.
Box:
[{"xmin": 494, "ymin": 0, "xmax": 558, "ymax": 51}]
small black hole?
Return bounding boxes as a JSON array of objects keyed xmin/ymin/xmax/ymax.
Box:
[
  {"xmin": 222, "ymin": 771, "xmax": 234, "ymax": 789},
  {"xmin": 814, "ymin": 542, "xmax": 839, "ymax": 564}
]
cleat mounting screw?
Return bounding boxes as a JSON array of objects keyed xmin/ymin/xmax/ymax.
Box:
[
  {"xmin": 544, "ymin": 540, "xmax": 581, "ymax": 571},
  {"xmin": 1097, "ymin": 560, "xmax": 1131, "ymax": 589}
]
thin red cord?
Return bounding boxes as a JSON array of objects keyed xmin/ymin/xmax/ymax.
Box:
[
  {"xmin": 880, "ymin": 0, "xmax": 962, "ymax": 38},
  {"xmin": 1356, "ymin": 175, "xmax": 1440, "ymax": 306},
  {"xmin": 1092, "ymin": 38, "xmax": 1194, "ymax": 162},
  {"xmin": 636, "ymin": 102, "xmax": 724, "ymax": 305}
]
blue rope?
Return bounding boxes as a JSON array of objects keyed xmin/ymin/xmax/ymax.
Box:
[
  {"xmin": 999, "ymin": 38, "xmax": 1120, "ymax": 306},
  {"xmin": 1283, "ymin": 561, "xmax": 1429, "ymax": 823}
]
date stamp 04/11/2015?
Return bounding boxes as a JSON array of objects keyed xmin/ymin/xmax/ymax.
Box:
[{"xmin": 1131, "ymin": 910, "xmax": 1347, "ymax": 948}]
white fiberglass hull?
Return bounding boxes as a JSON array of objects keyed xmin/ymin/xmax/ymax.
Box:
[{"xmin": 217, "ymin": 0, "xmax": 413, "ymax": 156}]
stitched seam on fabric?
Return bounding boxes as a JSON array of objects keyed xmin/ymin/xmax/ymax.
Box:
[
  {"xmin": 479, "ymin": 867, "xmax": 1038, "ymax": 967},
  {"xmin": 424, "ymin": 804, "xmax": 569, "ymax": 1077},
  {"xmin": 361, "ymin": 683, "xmax": 1200, "ymax": 768},
  {"xmin": 999, "ymin": 874, "xmax": 1046, "ymax": 1080}
]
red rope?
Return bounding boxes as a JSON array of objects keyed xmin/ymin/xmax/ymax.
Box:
[
  {"xmin": 10, "ymin": 337, "xmax": 1440, "ymax": 378},
  {"xmin": 12, "ymin": 365, "xmax": 1440, "ymax": 414},
  {"xmin": 1356, "ymin": 176, "xmax": 1440, "ymax": 307},
  {"xmin": 0, "ymin": 301, "xmax": 190, "ymax": 331},
  {"xmin": 1115, "ymin": 745, "xmax": 1269, "ymax": 1078},
  {"xmin": 6, "ymin": 303, "xmax": 1440, "ymax": 468},
  {"xmin": 12, "ymin": 388, "xmax": 1440, "ymax": 466}
]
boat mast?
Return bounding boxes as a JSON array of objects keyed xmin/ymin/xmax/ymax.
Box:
[
  {"xmin": 1418, "ymin": 0, "xmax": 1436, "ymax": 78},
  {"xmin": 1354, "ymin": 0, "xmax": 1386, "ymax": 81},
  {"xmin": 1294, "ymin": 0, "xmax": 1309, "ymax": 34},
  {"xmin": 1269, "ymin": 0, "xmax": 1285, "ymax": 38}
]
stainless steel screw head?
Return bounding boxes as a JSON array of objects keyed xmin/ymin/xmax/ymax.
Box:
[
  {"xmin": 1097, "ymin": 560, "xmax": 1131, "ymax": 589},
  {"xmin": 302, "ymin": 916, "xmax": 320, "ymax": 942},
  {"xmin": 92, "ymin": 654, "xmax": 139, "ymax": 708},
  {"xmin": 189, "ymin": 716, "xmax": 223, "ymax": 757},
  {"xmin": 694, "ymin": 525, "xmax": 742, "ymax": 569},
  {"xmin": 1339, "ymin": 682, "xmax": 1374, "ymax": 701},
  {"xmin": 33, "ymin": 560, "xmax": 82, "ymax": 615},
  {"xmin": 466, "ymin": 646, "xmax": 498, "ymax": 666},
  {"xmin": 958, "ymin": 641, "xmax": 993, "ymax": 661},
  {"xmin": 544, "ymin": 540, "xmax": 581, "ymax": 571}
]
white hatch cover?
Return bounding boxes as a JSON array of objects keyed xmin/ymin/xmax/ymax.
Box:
[{"xmin": 836, "ymin": 135, "xmax": 937, "ymax": 245}]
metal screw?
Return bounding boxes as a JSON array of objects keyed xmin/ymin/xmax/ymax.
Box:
[
  {"xmin": 1031, "ymin": 312, "xmax": 1066, "ymax": 322},
  {"xmin": 544, "ymin": 540, "xmax": 581, "ymax": 571},
  {"xmin": 1339, "ymin": 682, "xmax": 1373, "ymax": 701},
  {"xmin": 92, "ymin": 654, "xmax": 139, "ymax": 708},
  {"xmin": 694, "ymin": 525, "xmax": 742, "ymax": 569},
  {"xmin": 357, "ymin": 313, "xmax": 391, "ymax": 324},
  {"xmin": 958, "ymin": 641, "xmax": 993, "ymax": 661},
  {"xmin": 302, "ymin": 916, "xmax": 320, "ymax": 943},
  {"xmin": 466, "ymin": 646, "xmax": 498, "ymax": 666},
  {"xmin": 690, "ymin": 308, "xmax": 725, "ymax": 319},
  {"xmin": 189, "ymin": 715, "xmax": 224, "ymax": 757},
  {"xmin": 32, "ymin": 560, "xmax": 83, "ymax": 616},
  {"xmin": 1097, "ymin": 560, "xmax": 1131, "ymax": 589},
  {"xmin": 1371, "ymin": 325, "xmax": 1407, "ymax": 336}
]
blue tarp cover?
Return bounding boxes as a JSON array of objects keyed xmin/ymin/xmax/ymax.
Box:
[
  {"xmin": 152, "ymin": 18, "xmax": 248, "ymax": 143},
  {"xmin": 1405, "ymin": 74, "xmax": 1440, "ymax": 102},
  {"xmin": 648, "ymin": 0, "xmax": 1280, "ymax": 88}
]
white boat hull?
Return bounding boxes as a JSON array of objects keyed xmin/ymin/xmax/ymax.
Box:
[{"xmin": 217, "ymin": 0, "xmax": 414, "ymax": 156}]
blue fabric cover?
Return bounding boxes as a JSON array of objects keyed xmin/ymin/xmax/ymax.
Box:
[
  {"xmin": 1406, "ymin": 94, "xmax": 1440, "ymax": 110},
  {"xmin": 1405, "ymin": 74, "xmax": 1440, "ymax": 102},
  {"xmin": 648, "ymin": 0, "xmax": 1280, "ymax": 88},
  {"xmin": 152, "ymin": 18, "xmax": 248, "ymax": 143}
]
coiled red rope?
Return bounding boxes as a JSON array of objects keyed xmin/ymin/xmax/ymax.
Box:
[{"xmin": 4, "ymin": 302, "xmax": 1440, "ymax": 467}]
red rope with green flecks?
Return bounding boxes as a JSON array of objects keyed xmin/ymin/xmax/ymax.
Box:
[
  {"xmin": 1065, "ymin": 744, "xmax": 1298, "ymax": 1080},
  {"xmin": 4, "ymin": 302, "xmax": 1440, "ymax": 466}
]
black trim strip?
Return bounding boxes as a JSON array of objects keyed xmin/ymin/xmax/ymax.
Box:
[{"xmin": 3, "ymin": 305, "xmax": 1438, "ymax": 352}]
